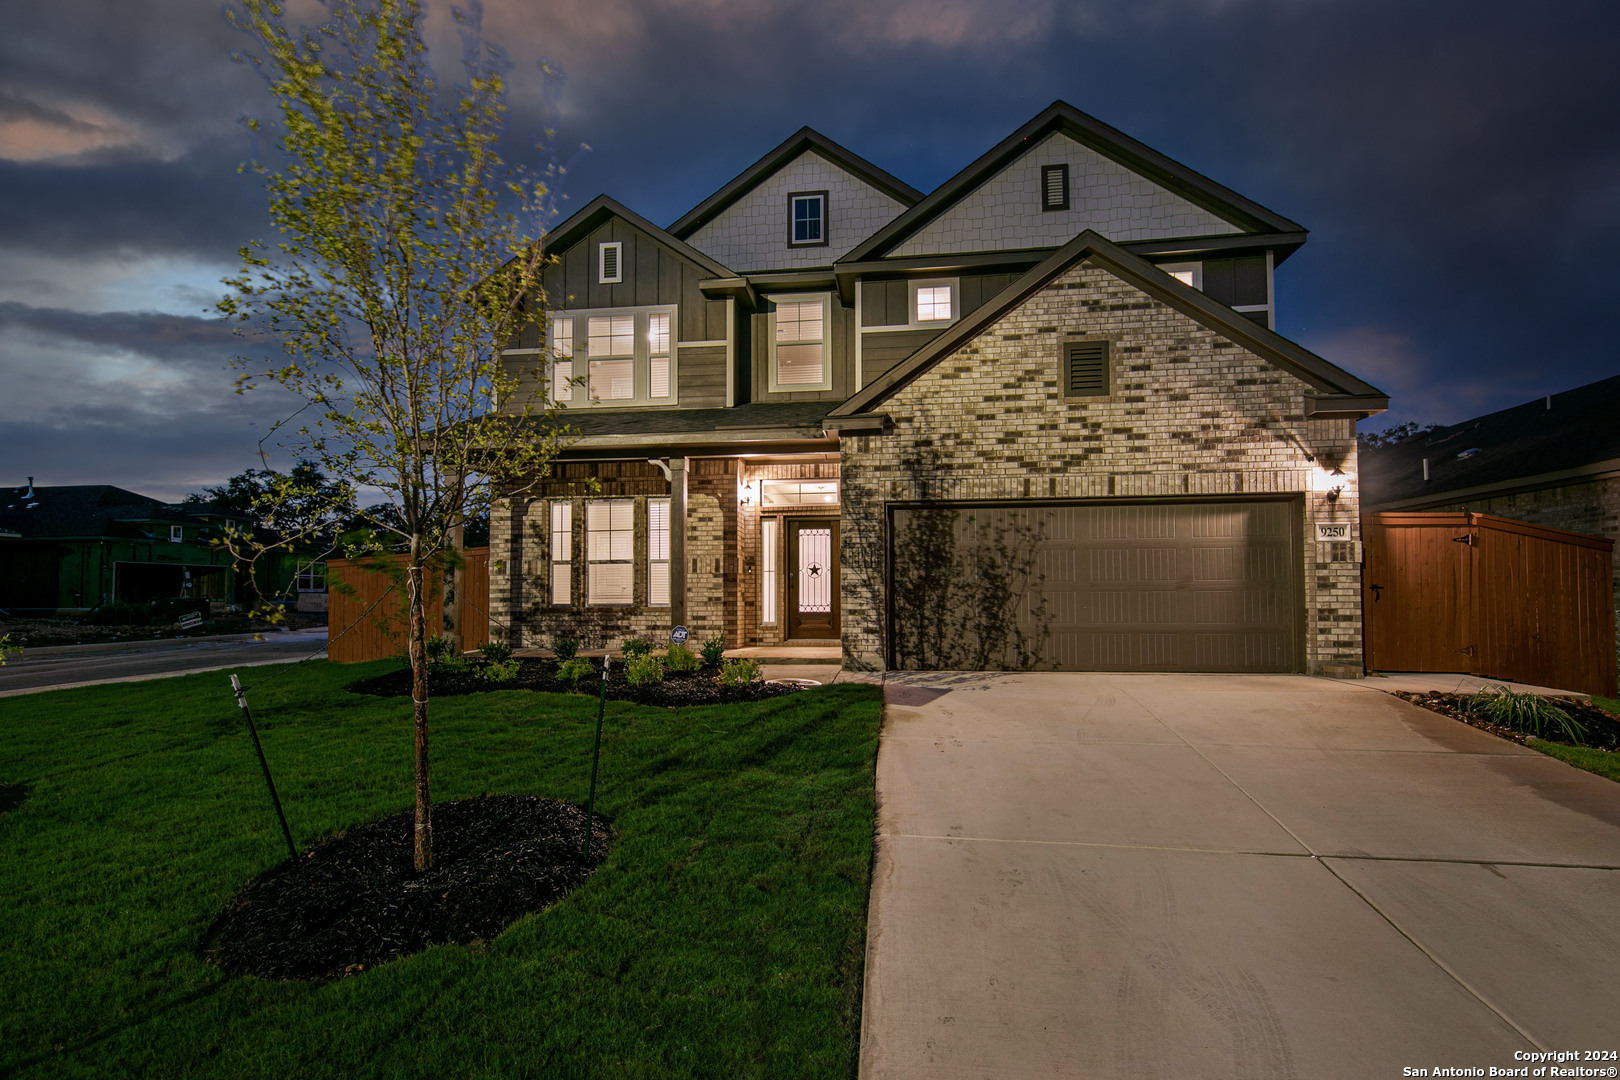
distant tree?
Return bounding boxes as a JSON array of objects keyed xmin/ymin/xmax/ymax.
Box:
[
  {"xmin": 221, "ymin": 0, "xmax": 572, "ymax": 871},
  {"xmin": 186, "ymin": 461, "xmax": 354, "ymax": 543},
  {"xmin": 1358, "ymin": 421, "xmax": 1439, "ymax": 451}
]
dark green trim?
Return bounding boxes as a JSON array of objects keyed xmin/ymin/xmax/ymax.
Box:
[
  {"xmin": 668, "ymin": 127, "xmax": 924, "ymax": 240},
  {"xmin": 841, "ymin": 100, "xmax": 1308, "ymax": 264},
  {"xmin": 829, "ymin": 229, "xmax": 1386, "ymax": 418},
  {"xmin": 545, "ymin": 195, "xmax": 734, "ymax": 280}
]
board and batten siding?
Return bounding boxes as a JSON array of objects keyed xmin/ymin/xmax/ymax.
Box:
[
  {"xmin": 858, "ymin": 271, "xmax": 1022, "ymax": 385},
  {"xmin": 748, "ymin": 299, "xmax": 856, "ymax": 404}
]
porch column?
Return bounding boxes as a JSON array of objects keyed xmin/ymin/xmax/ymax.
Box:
[{"xmin": 669, "ymin": 456, "xmax": 687, "ymax": 630}]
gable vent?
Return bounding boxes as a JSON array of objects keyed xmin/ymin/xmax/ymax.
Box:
[
  {"xmin": 1041, "ymin": 164, "xmax": 1070, "ymax": 211},
  {"xmin": 1063, "ymin": 341, "xmax": 1109, "ymax": 396},
  {"xmin": 598, "ymin": 241, "xmax": 622, "ymax": 284}
]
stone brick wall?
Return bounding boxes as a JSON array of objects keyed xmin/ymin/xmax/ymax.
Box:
[
  {"xmin": 1428, "ymin": 476, "xmax": 1620, "ymax": 638},
  {"xmin": 489, "ymin": 491, "xmax": 724, "ymax": 651},
  {"xmin": 839, "ymin": 258, "xmax": 1361, "ymax": 673},
  {"xmin": 894, "ymin": 132, "xmax": 1240, "ymax": 257},
  {"xmin": 688, "ymin": 150, "xmax": 907, "ymax": 271}
]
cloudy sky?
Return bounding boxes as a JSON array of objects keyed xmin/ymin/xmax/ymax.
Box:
[{"xmin": 1, "ymin": 0, "xmax": 1616, "ymax": 501}]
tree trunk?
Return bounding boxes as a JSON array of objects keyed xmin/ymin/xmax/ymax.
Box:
[{"xmin": 407, "ymin": 543, "xmax": 432, "ymax": 871}]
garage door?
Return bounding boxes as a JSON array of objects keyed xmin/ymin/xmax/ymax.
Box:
[{"xmin": 888, "ymin": 499, "xmax": 1301, "ymax": 672}]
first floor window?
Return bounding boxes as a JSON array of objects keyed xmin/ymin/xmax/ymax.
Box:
[
  {"xmin": 296, "ymin": 563, "xmax": 326, "ymax": 592},
  {"xmin": 773, "ymin": 297, "xmax": 826, "ymax": 389},
  {"xmin": 550, "ymin": 501, "xmax": 572, "ymax": 605},
  {"xmin": 169, "ymin": 525, "xmax": 183, "ymax": 543},
  {"xmin": 648, "ymin": 498, "xmax": 670, "ymax": 606},
  {"xmin": 761, "ymin": 517, "xmax": 778, "ymax": 625},
  {"xmin": 587, "ymin": 499, "xmax": 634, "ymax": 604}
]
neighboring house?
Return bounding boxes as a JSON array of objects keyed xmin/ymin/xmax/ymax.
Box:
[
  {"xmin": 1360, "ymin": 373, "xmax": 1620, "ymax": 627},
  {"xmin": 0, "ymin": 480, "xmax": 322, "ymax": 615},
  {"xmin": 490, "ymin": 101, "xmax": 1387, "ymax": 674}
]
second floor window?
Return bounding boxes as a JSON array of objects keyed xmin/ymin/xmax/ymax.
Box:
[
  {"xmin": 549, "ymin": 306, "xmax": 678, "ymax": 407},
  {"xmin": 772, "ymin": 296, "xmax": 828, "ymax": 390}
]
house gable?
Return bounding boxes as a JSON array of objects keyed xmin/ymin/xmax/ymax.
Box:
[
  {"xmin": 844, "ymin": 101, "xmax": 1307, "ymax": 264},
  {"xmin": 833, "ymin": 230, "xmax": 1386, "ymax": 420},
  {"xmin": 894, "ymin": 130, "xmax": 1240, "ymax": 256},
  {"xmin": 670, "ymin": 129, "xmax": 923, "ymax": 274}
]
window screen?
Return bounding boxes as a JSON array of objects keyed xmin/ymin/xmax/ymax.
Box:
[
  {"xmin": 1041, "ymin": 164, "xmax": 1070, "ymax": 211},
  {"xmin": 550, "ymin": 316, "xmax": 574, "ymax": 402},
  {"xmin": 586, "ymin": 499, "xmax": 634, "ymax": 604},
  {"xmin": 588, "ymin": 315, "xmax": 635, "ymax": 400},
  {"xmin": 647, "ymin": 498, "xmax": 670, "ymax": 606},
  {"xmin": 774, "ymin": 300, "xmax": 825, "ymax": 387},
  {"xmin": 791, "ymin": 194, "xmax": 824, "ymax": 244},
  {"xmin": 1063, "ymin": 341, "xmax": 1109, "ymax": 396},
  {"xmin": 549, "ymin": 501, "xmax": 572, "ymax": 605}
]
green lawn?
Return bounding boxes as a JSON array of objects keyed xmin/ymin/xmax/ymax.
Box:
[
  {"xmin": 1529, "ymin": 739, "xmax": 1620, "ymax": 782},
  {"xmin": 0, "ymin": 661, "xmax": 882, "ymax": 1078}
]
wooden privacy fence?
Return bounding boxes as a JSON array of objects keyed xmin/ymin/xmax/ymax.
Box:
[
  {"xmin": 326, "ymin": 547, "xmax": 491, "ymax": 663},
  {"xmin": 1363, "ymin": 513, "xmax": 1616, "ymax": 697}
]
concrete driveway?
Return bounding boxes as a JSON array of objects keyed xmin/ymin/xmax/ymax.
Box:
[{"xmin": 860, "ymin": 673, "xmax": 1620, "ymax": 1079}]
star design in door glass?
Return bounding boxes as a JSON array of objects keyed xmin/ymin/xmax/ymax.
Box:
[{"xmin": 806, "ymin": 562, "xmax": 823, "ymax": 578}]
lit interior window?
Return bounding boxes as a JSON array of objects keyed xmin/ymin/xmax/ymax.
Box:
[
  {"xmin": 648, "ymin": 312, "xmax": 670, "ymax": 399},
  {"xmin": 550, "ymin": 316, "xmax": 573, "ymax": 402},
  {"xmin": 761, "ymin": 480, "xmax": 839, "ymax": 507},
  {"xmin": 587, "ymin": 315, "xmax": 635, "ymax": 400},
  {"xmin": 916, "ymin": 286, "xmax": 952, "ymax": 322},
  {"xmin": 774, "ymin": 301, "xmax": 825, "ymax": 387}
]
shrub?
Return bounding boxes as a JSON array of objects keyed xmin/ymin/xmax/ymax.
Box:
[
  {"xmin": 435, "ymin": 655, "xmax": 471, "ymax": 675},
  {"xmin": 478, "ymin": 640, "xmax": 514, "ymax": 664},
  {"xmin": 700, "ymin": 635, "xmax": 726, "ymax": 666},
  {"xmin": 1467, "ymin": 685, "xmax": 1586, "ymax": 744},
  {"xmin": 665, "ymin": 642, "xmax": 700, "ymax": 674},
  {"xmin": 620, "ymin": 637, "xmax": 653, "ymax": 659},
  {"xmin": 557, "ymin": 658, "xmax": 595, "ymax": 689},
  {"xmin": 424, "ymin": 635, "xmax": 452, "ymax": 664},
  {"xmin": 480, "ymin": 658, "xmax": 520, "ymax": 682},
  {"xmin": 626, "ymin": 654, "xmax": 665, "ymax": 686},
  {"xmin": 718, "ymin": 657, "xmax": 760, "ymax": 686},
  {"xmin": 550, "ymin": 636, "xmax": 580, "ymax": 661}
]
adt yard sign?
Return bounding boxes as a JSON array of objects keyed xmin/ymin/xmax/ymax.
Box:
[{"xmin": 670, "ymin": 625, "xmax": 689, "ymax": 645}]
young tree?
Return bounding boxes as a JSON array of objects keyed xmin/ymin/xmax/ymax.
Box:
[{"xmin": 221, "ymin": 0, "xmax": 570, "ymax": 870}]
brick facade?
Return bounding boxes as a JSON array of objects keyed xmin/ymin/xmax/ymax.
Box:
[{"xmin": 838, "ymin": 258, "xmax": 1362, "ymax": 673}]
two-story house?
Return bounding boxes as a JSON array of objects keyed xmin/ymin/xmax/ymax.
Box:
[{"xmin": 490, "ymin": 101, "xmax": 1387, "ymax": 674}]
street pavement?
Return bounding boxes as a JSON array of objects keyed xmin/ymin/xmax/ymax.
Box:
[
  {"xmin": 0, "ymin": 629, "xmax": 328, "ymax": 696},
  {"xmin": 860, "ymin": 672, "xmax": 1620, "ymax": 1079}
]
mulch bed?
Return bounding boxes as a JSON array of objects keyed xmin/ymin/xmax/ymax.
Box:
[
  {"xmin": 202, "ymin": 795, "xmax": 608, "ymax": 981},
  {"xmin": 1395, "ymin": 691, "xmax": 1620, "ymax": 750},
  {"xmin": 347, "ymin": 657, "xmax": 814, "ymax": 707}
]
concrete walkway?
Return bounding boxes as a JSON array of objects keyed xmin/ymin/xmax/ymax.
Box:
[{"xmin": 860, "ymin": 673, "xmax": 1620, "ymax": 1079}]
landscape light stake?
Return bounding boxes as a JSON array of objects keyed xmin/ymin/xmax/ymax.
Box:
[
  {"xmin": 229, "ymin": 674, "xmax": 299, "ymax": 864},
  {"xmin": 582, "ymin": 655, "xmax": 610, "ymax": 861}
]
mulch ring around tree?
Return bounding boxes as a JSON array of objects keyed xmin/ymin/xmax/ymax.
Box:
[
  {"xmin": 201, "ymin": 795, "xmax": 608, "ymax": 981},
  {"xmin": 1395, "ymin": 691, "xmax": 1620, "ymax": 750},
  {"xmin": 347, "ymin": 658, "xmax": 815, "ymax": 707}
]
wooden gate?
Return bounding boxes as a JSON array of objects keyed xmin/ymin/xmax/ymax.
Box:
[
  {"xmin": 325, "ymin": 547, "xmax": 492, "ymax": 663},
  {"xmin": 1363, "ymin": 513, "xmax": 1616, "ymax": 696}
]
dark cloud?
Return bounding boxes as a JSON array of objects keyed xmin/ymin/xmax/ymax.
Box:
[{"xmin": 1, "ymin": 0, "xmax": 1617, "ymax": 491}]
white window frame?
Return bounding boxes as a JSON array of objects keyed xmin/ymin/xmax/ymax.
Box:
[
  {"xmin": 767, "ymin": 293, "xmax": 832, "ymax": 393},
  {"xmin": 586, "ymin": 499, "xmax": 634, "ymax": 606},
  {"xmin": 1159, "ymin": 261, "xmax": 1202, "ymax": 290},
  {"xmin": 295, "ymin": 562, "xmax": 326, "ymax": 593},
  {"xmin": 598, "ymin": 241, "xmax": 623, "ymax": 284},
  {"xmin": 548, "ymin": 315, "xmax": 575, "ymax": 404},
  {"xmin": 788, "ymin": 191, "xmax": 828, "ymax": 247},
  {"xmin": 760, "ymin": 516, "xmax": 778, "ymax": 626},
  {"xmin": 545, "ymin": 305, "xmax": 679, "ymax": 408},
  {"xmin": 647, "ymin": 498, "xmax": 670, "ymax": 607},
  {"xmin": 169, "ymin": 524, "xmax": 183, "ymax": 543},
  {"xmin": 549, "ymin": 501, "xmax": 572, "ymax": 607}
]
